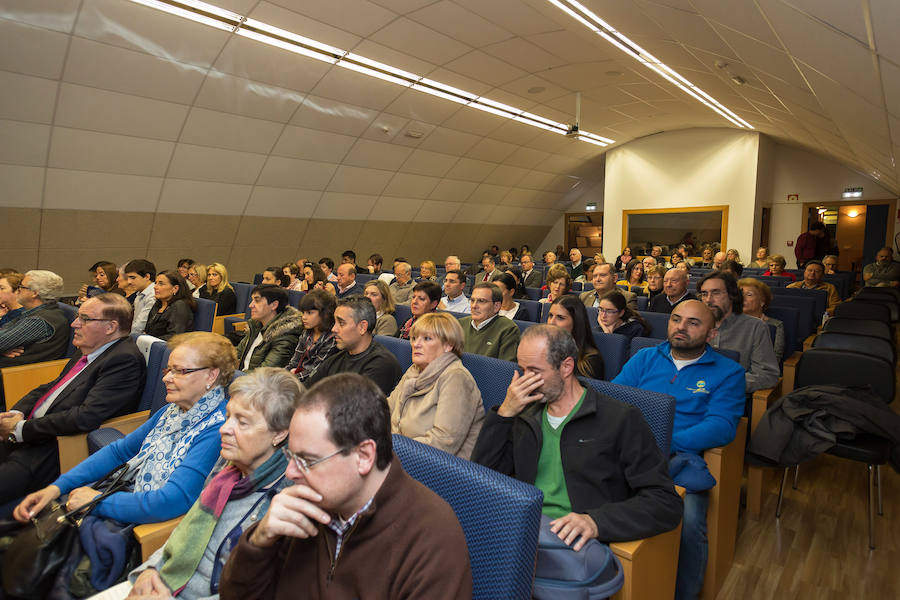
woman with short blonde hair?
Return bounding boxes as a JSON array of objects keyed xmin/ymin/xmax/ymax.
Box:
[
  {"xmin": 418, "ymin": 260, "xmax": 437, "ymax": 282},
  {"xmin": 199, "ymin": 262, "xmax": 237, "ymax": 314},
  {"xmin": 364, "ymin": 279, "xmax": 398, "ymax": 336}
]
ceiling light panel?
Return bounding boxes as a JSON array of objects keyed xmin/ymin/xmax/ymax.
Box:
[
  {"xmin": 546, "ymin": 0, "xmax": 753, "ymax": 129},
  {"xmin": 123, "ymin": 0, "xmax": 613, "ymax": 146}
]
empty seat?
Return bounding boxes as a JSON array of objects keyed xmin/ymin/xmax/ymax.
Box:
[{"xmin": 375, "ymin": 335, "xmax": 412, "ymax": 372}]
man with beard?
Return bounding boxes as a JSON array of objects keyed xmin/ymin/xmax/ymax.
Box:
[
  {"xmin": 613, "ymin": 300, "xmax": 744, "ymax": 600},
  {"xmin": 472, "ymin": 325, "xmax": 682, "ymax": 550},
  {"xmin": 697, "ymin": 272, "xmax": 778, "ymax": 394}
]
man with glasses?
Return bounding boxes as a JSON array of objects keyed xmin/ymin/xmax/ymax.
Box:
[
  {"xmin": 220, "ymin": 372, "xmax": 472, "ymax": 599},
  {"xmin": 0, "ymin": 293, "xmax": 145, "ymax": 504},
  {"xmin": 580, "ymin": 263, "xmax": 637, "ymax": 311},
  {"xmin": 459, "ymin": 283, "xmax": 520, "ymax": 362},
  {"xmin": 698, "ymin": 271, "xmax": 778, "ymax": 393},
  {"xmin": 0, "ymin": 270, "xmax": 71, "ymax": 370}
]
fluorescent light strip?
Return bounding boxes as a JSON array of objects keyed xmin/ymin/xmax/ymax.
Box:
[
  {"xmin": 124, "ymin": 0, "xmax": 613, "ymax": 147},
  {"xmin": 549, "ymin": 0, "xmax": 753, "ymax": 130}
]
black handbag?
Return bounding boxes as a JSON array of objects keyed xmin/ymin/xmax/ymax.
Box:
[{"xmin": 1, "ymin": 463, "xmax": 132, "ymax": 600}]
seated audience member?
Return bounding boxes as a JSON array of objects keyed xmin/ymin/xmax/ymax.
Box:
[
  {"xmin": 597, "ymin": 290, "xmax": 651, "ymax": 341},
  {"xmin": 236, "ymin": 285, "xmax": 303, "ymax": 372},
  {"xmin": 676, "ymin": 261, "xmax": 692, "ymax": 277},
  {"xmin": 286, "ymin": 290, "xmax": 339, "ymax": 383},
  {"xmin": 698, "ymin": 272, "xmax": 779, "ymax": 393},
  {"xmin": 219, "ymin": 373, "xmax": 472, "ymax": 599},
  {"xmin": 712, "ymin": 251, "xmax": 726, "ymax": 270},
  {"xmin": 0, "ymin": 294, "xmax": 145, "ymax": 504},
  {"xmin": 418, "ymin": 260, "xmax": 437, "ymax": 282},
  {"xmin": 77, "ymin": 261, "xmax": 125, "ymax": 304},
  {"xmin": 763, "ymin": 254, "xmax": 796, "ymax": 281},
  {"xmin": 738, "ymin": 278, "xmax": 785, "ymax": 362},
  {"xmin": 389, "ymin": 262, "xmax": 415, "ymax": 305},
  {"xmin": 787, "ymin": 259, "xmax": 841, "ymax": 314},
  {"xmin": 187, "ymin": 263, "xmax": 207, "ymax": 298},
  {"xmin": 641, "ymin": 256, "xmax": 657, "ymax": 276},
  {"xmin": 520, "ymin": 253, "xmax": 542, "ymax": 288},
  {"xmin": 124, "ymin": 368, "xmax": 297, "ymax": 599},
  {"xmin": 822, "ymin": 254, "xmax": 839, "ymax": 274},
  {"xmin": 752, "ymin": 247, "xmax": 769, "ymax": 269},
  {"xmin": 494, "ymin": 272, "xmax": 527, "ymax": 320},
  {"xmin": 665, "ymin": 251, "xmax": 683, "ymax": 269},
  {"xmin": 144, "ymin": 270, "xmax": 195, "ymax": 341},
  {"xmin": 260, "ymin": 266, "xmax": 281, "ymax": 287},
  {"xmin": 282, "ymin": 262, "xmax": 304, "ymax": 291},
  {"xmin": 116, "ymin": 266, "xmax": 137, "ymax": 303},
  {"xmin": 650, "ymin": 246, "xmax": 663, "ymax": 262},
  {"xmin": 125, "ymin": 258, "xmax": 156, "ymax": 334},
  {"xmin": 200, "ymin": 263, "xmax": 238, "ymax": 315},
  {"xmin": 581, "ymin": 262, "xmax": 637, "ymax": 310},
  {"xmin": 473, "ymin": 325, "xmax": 682, "ymax": 549},
  {"xmin": 363, "ymin": 279, "xmax": 399, "ymax": 337},
  {"xmin": 617, "ymin": 259, "xmax": 647, "ymax": 294},
  {"xmin": 438, "ymin": 269, "xmax": 470, "ymax": 314},
  {"xmin": 646, "ymin": 265, "xmax": 666, "ymax": 300},
  {"xmin": 0, "ymin": 271, "xmax": 24, "ymax": 327},
  {"xmin": 548, "ymin": 296, "xmax": 604, "ymax": 379},
  {"xmin": 387, "ymin": 313, "xmax": 484, "ymax": 459},
  {"xmin": 863, "ymin": 246, "xmax": 900, "ymax": 287},
  {"xmin": 725, "ymin": 249, "xmax": 742, "ymax": 264},
  {"xmin": 574, "ymin": 258, "xmax": 595, "ymax": 284},
  {"xmin": 542, "ymin": 250, "xmax": 558, "ymax": 266},
  {"xmin": 318, "ymin": 257, "xmax": 338, "ymax": 283},
  {"xmin": 719, "ymin": 260, "xmax": 742, "ymax": 278},
  {"xmin": 177, "ymin": 258, "xmax": 195, "ymax": 288},
  {"xmin": 649, "ymin": 267, "xmax": 695, "ymax": 314},
  {"xmin": 697, "ymin": 246, "xmax": 715, "ymax": 269},
  {"xmin": 459, "ymin": 283, "xmax": 521, "ymax": 362},
  {"xmin": 304, "ymin": 296, "xmax": 402, "ymax": 395},
  {"xmin": 367, "ymin": 253, "xmax": 384, "ymax": 275},
  {"xmin": 399, "ymin": 281, "xmax": 441, "ymax": 340},
  {"xmin": 613, "ymin": 300, "xmax": 744, "ymax": 600},
  {"xmin": 341, "ymin": 249, "xmax": 366, "ymax": 275},
  {"xmin": 477, "ymin": 255, "xmax": 502, "ymax": 283},
  {"xmin": 0, "ymin": 270, "xmax": 70, "ymax": 369},
  {"xmin": 569, "ymin": 248, "xmax": 585, "ymax": 280},
  {"xmin": 614, "ymin": 247, "xmax": 633, "ymax": 272},
  {"xmin": 540, "ymin": 264, "xmax": 572, "ymax": 304},
  {"xmin": 301, "ymin": 262, "xmax": 336, "ymax": 295},
  {"xmin": 334, "ymin": 264, "xmax": 363, "ymax": 299},
  {"xmin": 499, "ymin": 250, "xmax": 514, "ymax": 267},
  {"xmin": 14, "ymin": 332, "xmax": 236, "ymax": 584},
  {"xmin": 678, "ymin": 246, "xmax": 694, "ymax": 266}
]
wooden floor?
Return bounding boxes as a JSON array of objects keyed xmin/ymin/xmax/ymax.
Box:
[{"xmin": 718, "ymin": 407, "xmax": 900, "ymax": 598}]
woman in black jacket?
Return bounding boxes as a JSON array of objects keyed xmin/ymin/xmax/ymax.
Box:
[{"xmin": 145, "ymin": 271, "xmax": 195, "ymax": 340}]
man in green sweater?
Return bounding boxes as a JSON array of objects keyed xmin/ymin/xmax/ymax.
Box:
[{"xmin": 458, "ymin": 283, "xmax": 520, "ymax": 362}]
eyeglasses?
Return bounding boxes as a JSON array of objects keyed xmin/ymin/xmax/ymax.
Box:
[
  {"xmin": 281, "ymin": 446, "xmax": 346, "ymax": 472},
  {"xmin": 698, "ymin": 289, "xmax": 726, "ymax": 299},
  {"xmin": 162, "ymin": 366, "xmax": 210, "ymax": 377},
  {"xmin": 16, "ymin": 284, "xmax": 33, "ymax": 292},
  {"xmin": 74, "ymin": 314, "xmax": 113, "ymax": 324},
  {"xmin": 598, "ymin": 308, "xmax": 623, "ymax": 315}
]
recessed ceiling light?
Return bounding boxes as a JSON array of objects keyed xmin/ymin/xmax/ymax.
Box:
[
  {"xmin": 527, "ymin": 86, "xmax": 546, "ymax": 94},
  {"xmin": 546, "ymin": 0, "xmax": 752, "ymax": 129},
  {"xmin": 123, "ymin": 0, "xmax": 616, "ymax": 146}
]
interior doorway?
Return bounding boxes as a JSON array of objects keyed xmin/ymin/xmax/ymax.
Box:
[
  {"xmin": 565, "ymin": 213, "xmax": 603, "ymax": 260},
  {"xmin": 802, "ymin": 199, "xmax": 896, "ymax": 274}
]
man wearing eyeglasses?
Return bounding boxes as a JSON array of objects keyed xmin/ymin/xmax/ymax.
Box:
[
  {"xmin": 0, "ymin": 270, "xmax": 72, "ymax": 372},
  {"xmin": 459, "ymin": 283, "xmax": 520, "ymax": 362},
  {"xmin": 220, "ymin": 372, "xmax": 472, "ymax": 600},
  {"xmin": 0, "ymin": 293, "xmax": 145, "ymax": 504}
]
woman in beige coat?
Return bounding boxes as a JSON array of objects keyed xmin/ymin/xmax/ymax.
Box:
[{"xmin": 387, "ymin": 312, "xmax": 484, "ymax": 459}]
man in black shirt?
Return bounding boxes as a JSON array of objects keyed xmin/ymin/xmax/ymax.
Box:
[{"xmin": 303, "ymin": 296, "xmax": 402, "ymax": 395}]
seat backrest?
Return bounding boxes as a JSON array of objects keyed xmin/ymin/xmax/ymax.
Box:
[
  {"xmin": 854, "ymin": 289, "xmax": 900, "ymax": 320},
  {"xmin": 518, "ymin": 299, "xmax": 540, "ymax": 322},
  {"xmin": 795, "ymin": 348, "xmax": 895, "ymax": 403},
  {"xmin": 287, "ymin": 289, "xmax": 305, "ymax": 308},
  {"xmin": 769, "ymin": 294, "xmax": 815, "ymax": 340},
  {"xmin": 193, "ymin": 298, "xmax": 216, "ymax": 332},
  {"xmin": 374, "ymin": 335, "xmax": 412, "ymax": 372},
  {"xmin": 392, "ymin": 434, "xmax": 542, "ymax": 600},
  {"xmin": 140, "ymin": 341, "xmax": 171, "ymax": 412},
  {"xmin": 57, "ymin": 303, "xmax": 78, "ymax": 357},
  {"xmin": 512, "ymin": 319, "xmax": 533, "ymax": 334},
  {"xmin": 637, "ymin": 310, "xmax": 669, "ymax": 339},
  {"xmin": 523, "ymin": 287, "xmax": 541, "ymax": 301},
  {"xmin": 577, "ymin": 377, "xmax": 675, "ymax": 456},
  {"xmin": 629, "ymin": 336, "xmax": 661, "ymax": 356},
  {"xmin": 823, "ymin": 317, "xmax": 893, "ymax": 341},
  {"xmin": 591, "ymin": 332, "xmax": 628, "ymax": 379},
  {"xmin": 252, "ymin": 273, "xmax": 263, "ymax": 285},
  {"xmin": 231, "ymin": 282, "xmax": 254, "ymax": 318},
  {"xmin": 765, "ymin": 305, "xmax": 800, "ymax": 356},
  {"xmin": 461, "ymin": 352, "xmax": 518, "ymax": 412},
  {"xmin": 393, "ymin": 304, "xmax": 412, "ymax": 328},
  {"xmin": 636, "ymin": 295, "xmax": 649, "ymax": 310},
  {"xmin": 834, "ymin": 300, "xmax": 891, "ymax": 323},
  {"xmin": 771, "ymin": 286, "xmax": 827, "ymax": 321},
  {"xmin": 856, "ymin": 286, "xmax": 900, "ymax": 304},
  {"xmin": 812, "ymin": 332, "xmax": 896, "ymax": 364},
  {"xmin": 585, "ymin": 306, "xmax": 599, "ymax": 326}
]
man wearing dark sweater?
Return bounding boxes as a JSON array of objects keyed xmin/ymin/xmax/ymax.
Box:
[
  {"xmin": 459, "ymin": 283, "xmax": 520, "ymax": 362},
  {"xmin": 304, "ymin": 296, "xmax": 401, "ymax": 395},
  {"xmin": 220, "ymin": 373, "xmax": 471, "ymax": 600},
  {"xmin": 649, "ymin": 267, "xmax": 695, "ymax": 314}
]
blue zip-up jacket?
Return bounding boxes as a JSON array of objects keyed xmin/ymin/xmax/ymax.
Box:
[{"xmin": 613, "ymin": 342, "xmax": 745, "ymax": 454}]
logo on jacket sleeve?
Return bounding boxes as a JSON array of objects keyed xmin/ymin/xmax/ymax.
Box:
[{"xmin": 687, "ymin": 380, "xmax": 710, "ymax": 394}]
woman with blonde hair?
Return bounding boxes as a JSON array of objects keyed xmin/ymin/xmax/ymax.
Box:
[
  {"xmin": 725, "ymin": 249, "xmax": 742, "ymax": 265},
  {"xmin": 763, "ymin": 254, "xmax": 796, "ymax": 281},
  {"xmin": 386, "ymin": 312, "xmax": 483, "ymax": 459},
  {"xmin": 364, "ymin": 279, "xmax": 398, "ymax": 336},
  {"xmin": 738, "ymin": 278, "xmax": 785, "ymax": 362},
  {"xmin": 187, "ymin": 263, "xmax": 207, "ymax": 298},
  {"xmin": 418, "ymin": 260, "xmax": 437, "ymax": 282},
  {"xmin": 199, "ymin": 262, "xmax": 237, "ymax": 314}
]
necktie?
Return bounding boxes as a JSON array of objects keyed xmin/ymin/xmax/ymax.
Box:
[{"xmin": 28, "ymin": 356, "xmax": 89, "ymax": 418}]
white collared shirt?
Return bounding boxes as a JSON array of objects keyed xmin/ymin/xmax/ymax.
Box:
[
  {"xmin": 131, "ymin": 283, "xmax": 156, "ymax": 334},
  {"xmin": 471, "ymin": 314, "xmax": 498, "ymax": 331}
]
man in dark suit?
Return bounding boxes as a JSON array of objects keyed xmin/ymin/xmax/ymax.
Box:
[
  {"xmin": 649, "ymin": 268, "xmax": 695, "ymax": 314},
  {"xmin": 0, "ymin": 293, "xmax": 146, "ymax": 503},
  {"xmin": 335, "ymin": 264, "xmax": 364, "ymax": 299},
  {"xmin": 520, "ymin": 254, "xmax": 542, "ymax": 289},
  {"xmin": 476, "ymin": 255, "xmax": 503, "ymax": 283}
]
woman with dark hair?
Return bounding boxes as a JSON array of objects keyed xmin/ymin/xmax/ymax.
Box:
[
  {"xmin": 597, "ymin": 290, "xmax": 650, "ymax": 340},
  {"xmin": 300, "ymin": 262, "xmax": 336, "ymax": 295},
  {"xmin": 617, "ymin": 258, "xmax": 646, "ymax": 294},
  {"xmin": 282, "ymin": 262, "xmax": 303, "ymax": 291},
  {"xmin": 286, "ymin": 289, "xmax": 339, "ymax": 383},
  {"xmin": 145, "ymin": 270, "xmax": 195, "ymax": 340},
  {"xmin": 547, "ymin": 295, "xmax": 604, "ymax": 379},
  {"xmin": 77, "ymin": 261, "xmax": 125, "ymax": 304},
  {"xmin": 540, "ymin": 264, "xmax": 572, "ymax": 304},
  {"xmin": 494, "ymin": 272, "xmax": 528, "ymax": 320},
  {"xmin": 614, "ymin": 247, "xmax": 633, "ymax": 272}
]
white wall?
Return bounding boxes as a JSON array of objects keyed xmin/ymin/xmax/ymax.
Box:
[
  {"xmin": 536, "ymin": 178, "xmax": 605, "ymax": 255},
  {"xmin": 765, "ymin": 143, "xmax": 896, "ymax": 268},
  {"xmin": 603, "ymin": 128, "xmax": 760, "ymax": 259}
]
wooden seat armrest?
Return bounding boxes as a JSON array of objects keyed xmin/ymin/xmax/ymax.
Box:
[
  {"xmin": 57, "ymin": 411, "xmax": 151, "ymax": 473},
  {"xmin": 751, "ymin": 380, "xmax": 782, "ymax": 434},
  {"xmin": 781, "ymin": 351, "xmax": 802, "ymax": 395},
  {"xmin": 802, "ymin": 333, "xmax": 816, "ymax": 351},
  {"xmin": 101, "ymin": 410, "xmax": 151, "ymax": 434},
  {"xmin": 213, "ymin": 313, "xmax": 245, "ymax": 335},
  {"xmin": 134, "ymin": 517, "xmax": 182, "ymax": 561},
  {"xmin": 3, "ymin": 359, "xmax": 69, "ymax": 410}
]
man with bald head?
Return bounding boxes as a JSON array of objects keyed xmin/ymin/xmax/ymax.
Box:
[
  {"xmin": 389, "ymin": 262, "xmax": 415, "ymax": 305},
  {"xmin": 649, "ymin": 267, "xmax": 695, "ymax": 314},
  {"xmin": 614, "ymin": 300, "xmax": 744, "ymax": 600},
  {"xmin": 712, "ymin": 252, "xmax": 726, "ymax": 270}
]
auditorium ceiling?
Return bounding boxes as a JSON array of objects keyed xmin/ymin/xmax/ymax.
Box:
[{"xmin": 1, "ymin": 0, "xmax": 898, "ymax": 232}]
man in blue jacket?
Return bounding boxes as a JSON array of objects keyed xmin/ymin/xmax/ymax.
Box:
[{"xmin": 613, "ymin": 300, "xmax": 744, "ymax": 600}]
